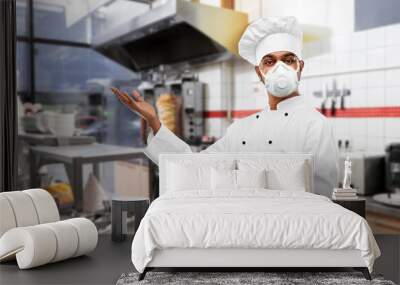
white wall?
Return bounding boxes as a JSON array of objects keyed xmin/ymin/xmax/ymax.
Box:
[
  {"xmin": 236, "ymin": 0, "xmax": 354, "ymax": 34},
  {"xmin": 301, "ymin": 23, "xmax": 400, "ymax": 153}
]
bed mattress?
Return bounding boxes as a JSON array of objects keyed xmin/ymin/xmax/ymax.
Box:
[{"xmin": 131, "ymin": 189, "xmax": 380, "ymax": 273}]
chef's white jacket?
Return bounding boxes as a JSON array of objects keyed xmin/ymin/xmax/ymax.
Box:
[{"xmin": 144, "ymin": 95, "xmax": 339, "ymax": 197}]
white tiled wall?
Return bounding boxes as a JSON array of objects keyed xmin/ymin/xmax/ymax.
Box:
[
  {"xmin": 301, "ymin": 23, "xmax": 400, "ymax": 153},
  {"xmin": 236, "ymin": 0, "xmax": 354, "ymax": 34},
  {"xmin": 233, "ymin": 58, "xmax": 266, "ymax": 110},
  {"xmin": 194, "ymin": 63, "xmax": 233, "ymax": 138}
]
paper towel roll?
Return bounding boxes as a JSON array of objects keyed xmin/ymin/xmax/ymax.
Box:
[
  {"xmin": 0, "ymin": 196, "xmax": 17, "ymax": 237},
  {"xmin": 1, "ymin": 192, "xmax": 39, "ymax": 227},
  {"xmin": 23, "ymin": 189, "xmax": 59, "ymax": 224}
]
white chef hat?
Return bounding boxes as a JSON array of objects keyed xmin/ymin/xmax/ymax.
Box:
[{"xmin": 238, "ymin": 16, "xmax": 303, "ymax": 66}]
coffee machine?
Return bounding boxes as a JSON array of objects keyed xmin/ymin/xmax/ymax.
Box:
[
  {"xmin": 181, "ymin": 79, "xmax": 204, "ymax": 145},
  {"xmin": 386, "ymin": 143, "xmax": 400, "ymax": 193},
  {"xmin": 372, "ymin": 143, "xmax": 400, "ymax": 207}
]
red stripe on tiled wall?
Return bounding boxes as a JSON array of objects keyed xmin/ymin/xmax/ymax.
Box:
[
  {"xmin": 317, "ymin": 106, "xmax": 400, "ymax": 118},
  {"xmin": 204, "ymin": 106, "xmax": 400, "ymax": 118}
]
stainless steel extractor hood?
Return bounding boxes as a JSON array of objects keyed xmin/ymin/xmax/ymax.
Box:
[{"xmin": 92, "ymin": 0, "xmax": 248, "ymax": 72}]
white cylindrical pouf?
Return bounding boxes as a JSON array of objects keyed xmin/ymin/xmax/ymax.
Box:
[
  {"xmin": 65, "ymin": 218, "xmax": 98, "ymax": 257},
  {"xmin": 42, "ymin": 221, "xmax": 79, "ymax": 262},
  {"xmin": 0, "ymin": 226, "xmax": 57, "ymax": 269},
  {"xmin": 0, "ymin": 196, "xmax": 17, "ymax": 237},
  {"xmin": 1, "ymin": 192, "xmax": 39, "ymax": 227},
  {"xmin": 23, "ymin": 189, "xmax": 59, "ymax": 223}
]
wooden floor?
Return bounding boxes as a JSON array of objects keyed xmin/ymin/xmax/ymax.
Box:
[{"xmin": 0, "ymin": 234, "xmax": 399, "ymax": 285}]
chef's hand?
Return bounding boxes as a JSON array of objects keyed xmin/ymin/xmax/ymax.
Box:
[{"xmin": 111, "ymin": 87, "xmax": 161, "ymax": 134}]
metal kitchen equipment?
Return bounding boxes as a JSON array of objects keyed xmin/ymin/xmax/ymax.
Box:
[
  {"xmin": 338, "ymin": 152, "xmax": 385, "ymax": 196},
  {"xmin": 385, "ymin": 143, "xmax": 400, "ymax": 193},
  {"xmin": 92, "ymin": 0, "xmax": 248, "ymax": 72},
  {"xmin": 180, "ymin": 78, "xmax": 205, "ymax": 144},
  {"xmin": 163, "ymin": 75, "xmax": 205, "ymax": 144},
  {"xmin": 372, "ymin": 142, "xmax": 400, "ymax": 207}
]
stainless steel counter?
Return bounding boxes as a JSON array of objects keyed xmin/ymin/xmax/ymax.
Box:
[
  {"xmin": 365, "ymin": 196, "xmax": 400, "ymax": 219},
  {"xmin": 29, "ymin": 143, "xmax": 147, "ymax": 211},
  {"xmin": 365, "ymin": 195, "xmax": 400, "ymax": 235}
]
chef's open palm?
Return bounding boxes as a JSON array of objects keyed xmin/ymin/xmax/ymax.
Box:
[{"xmin": 111, "ymin": 87, "xmax": 157, "ymax": 121}]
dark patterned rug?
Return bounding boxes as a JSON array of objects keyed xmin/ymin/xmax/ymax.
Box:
[{"xmin": 116, "ymin": 271, "xmax": 396, "ymax": 285}]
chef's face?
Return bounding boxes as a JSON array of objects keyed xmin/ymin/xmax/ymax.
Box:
[{"xmin": 255, "ymin": 51, "xmax": 304, "ymax": 84}]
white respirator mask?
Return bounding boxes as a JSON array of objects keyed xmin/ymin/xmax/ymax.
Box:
[{"xmin": 261, "ymin": 60, "xmax": 300, "ymax": 98}]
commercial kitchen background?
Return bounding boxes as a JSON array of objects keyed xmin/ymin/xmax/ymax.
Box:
[{"xmin": 14, "ymin": 0, "xmax": 400, "ymax": 234}]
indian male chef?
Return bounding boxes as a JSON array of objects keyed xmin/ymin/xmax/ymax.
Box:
[{"xmin": 111, "ymin": 16, "xmax": 339, "ymax": 197}]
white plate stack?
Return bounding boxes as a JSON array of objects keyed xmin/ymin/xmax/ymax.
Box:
[{"xmin": 332, "ymin": 188, "xmax": 358, "ymax": 200}]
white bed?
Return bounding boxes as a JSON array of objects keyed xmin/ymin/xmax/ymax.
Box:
[{"xmin": 131, "ymin": 152, "xmax": 380, "ymax": 281}]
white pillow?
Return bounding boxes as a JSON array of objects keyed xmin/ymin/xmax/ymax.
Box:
[
  {"xmin": 237, "ymin": 159, "xmax": 307, "ymax": 191},
  {"xmin": 211, "ymin": 168, "xmax": 236, "ymax": 190},
  {"xmin": 236, "ymin": 169, "xmax": 268, "ymax": 189},
  {"xmin": 166, "ymin": 159, "xmax": 235, "ymax": 192},
  {"xmin": 267, "ymin": 167, "xmax": 306, "ymax": 191},
  {"xmin": 167, "ymin": 162, "xmax": 211, "ymax": 191},
  {"xmin": 211, "ymin": 168, "xmax": 268, "ymax": 190}
]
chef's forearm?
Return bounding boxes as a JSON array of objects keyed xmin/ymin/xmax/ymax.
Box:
[{"xmin": 148, "ymin": 117, "xmax": 161, "ymax": 135}]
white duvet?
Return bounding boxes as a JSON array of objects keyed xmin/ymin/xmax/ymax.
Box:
[{"xmin": 131, "ymin": 189, "xmax": 380, "ymax": 273}]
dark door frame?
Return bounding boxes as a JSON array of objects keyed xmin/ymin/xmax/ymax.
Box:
[{"xmin": 0, "ymin": 0, "xmax": 18, "ymax": 192}]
